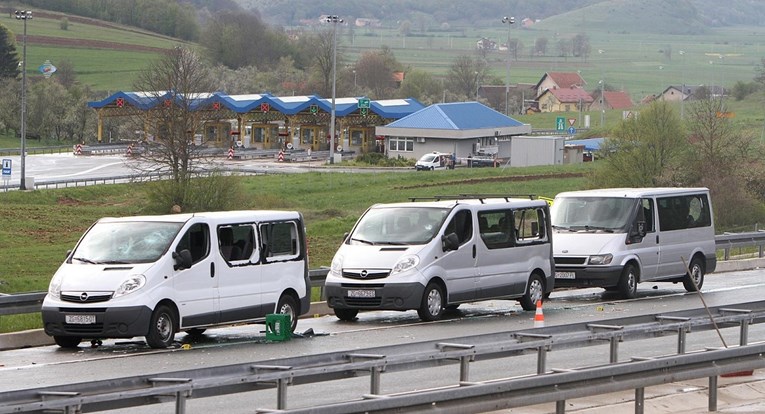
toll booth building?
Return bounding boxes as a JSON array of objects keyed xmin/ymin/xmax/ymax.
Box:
[
  {"xmin": 88, "ymin": 91, "xmax": 424, "ymax": 154},
  {"xmin": 375, "ymin": 101, "xmax": 531, "ymax": 162}
]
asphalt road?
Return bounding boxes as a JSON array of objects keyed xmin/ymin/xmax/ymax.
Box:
[{"xmin": 3, "ymin": 267, "xmax": 765, "ymax": 413}]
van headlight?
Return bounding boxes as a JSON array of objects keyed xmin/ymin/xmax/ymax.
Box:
[
  {"xmin": 392, "ymin": 255, "xmax": 419, "ymax": 275},
  {"xmin": 114, "ymin": 275, "xmax": 146, "ymax": 298},
  {"xmin": 588, "ymin": 254, "xmax": 613, "ymax": 265},
  {"xmin": 330, "ymin": 255, "xmax": 343, "ymax": 277},
  {"xmin": 48, "ymin": 274, "xmax": 63, "ymax": 299}
]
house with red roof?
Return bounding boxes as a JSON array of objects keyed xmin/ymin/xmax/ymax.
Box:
[
  {"xmin": 591, "ymin": 90, "xmax": 634, "ymax": 110},
  {"xmin": 534, "ymin": 72, "xmax": 587, "ymax": 99},
  {"xmin": 537, "ymin": 86, "xmax": 593, "ymax": 113}
]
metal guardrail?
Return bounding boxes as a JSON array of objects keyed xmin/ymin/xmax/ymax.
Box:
[
  {"xmin": 1, "ymin": 300, "xmax": 764, "ymax": 413},
  {"xmin": 0, "ymin": 146, "xmax": 71, "ymax": 156}
]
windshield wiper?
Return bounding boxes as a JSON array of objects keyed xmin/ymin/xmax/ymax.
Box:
[
  {"xmin": 350, "ymin": 237, "xmax": 374, "ymax": 245},
  {"xmin": 552, "ymin": 225, "xmax": 573, "ymax": 231},
  {"xmin": 570, "ymin": 225, "xmax": 615, "ymax": 233},
  {"xmin": 72, "ymin": 257, "xmax": 98, "ymax": 264}
]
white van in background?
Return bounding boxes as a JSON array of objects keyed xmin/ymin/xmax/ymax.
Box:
[
  {"xmin": 550, "ymin": 188, "xmax": 716, "ymax": 299},
  {"xmin": 325, "ymin": 195, "xmax": 554, "ymax": 322},
  {"xmin": 415, "ymin": 152, "xmax": 454, "ymax": 170},
  {"xmin": 41, "ymin": 211, "xmax": 310, "ymax": 348}
]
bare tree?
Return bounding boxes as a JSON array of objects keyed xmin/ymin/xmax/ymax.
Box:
[
  {"xmin": 534, "ymin": 37, "xmax": 548, "ymax": 57},
  {"xmin": 355, "ymin": 47, "xmax": 401, "ymax": 99},
  {"xmin": 130, "ymin": 47, "xmax": 226, "ymax": 210},
  {"xmin": 572, "ymin": 33, "xmax": 591, "ymax": 62},
  {"xmin": 446, "ymin": 55, "xmax": 488, "ymax": 99}
]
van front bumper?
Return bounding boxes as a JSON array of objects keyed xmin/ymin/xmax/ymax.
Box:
[
  {"xmin": 42, "ymin": 305, "xmax": 152, "ymax": 339},
  {"xmin": 325, "ymin": 282, "xmax": 425, "ymax": 310},
  {"xmin": 553, "ymin": 266, "xmax": 624, "ymax": 288}
]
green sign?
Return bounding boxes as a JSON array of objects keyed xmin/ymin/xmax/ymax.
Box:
[
  {"xmin": 358, "ymin": 98, "xmax": 370, "ymax": 109},
  {"xmin": 360, "ymin": 107, "xmax": 368, "ymax": 116},
  {"xmin": 556, "ymin": 117, "xmax": 565, "ymax": 131},
  {"xmin": 310, "ymin": 104, "xmax": 318, "ymax": 114}
]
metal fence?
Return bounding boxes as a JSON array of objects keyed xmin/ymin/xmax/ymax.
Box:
[{"xmin": 1, "ymin": 300, "xmax": 764, "ymax": 413}]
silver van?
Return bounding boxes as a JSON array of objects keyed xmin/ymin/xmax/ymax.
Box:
[
  {"xmin": 550, "ymin": 188, "xmax": 716, "ymax": 298},
  {"xmin": 325, "ymin": 196, "xmax": 554, "ymax": 321}
]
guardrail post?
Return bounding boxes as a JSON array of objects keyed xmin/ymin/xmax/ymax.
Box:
[
  {"xmin": 709, "ymin": 375, "xmax": 718, "ymax": 411},
  {"xmin": 720, "ymin": 308, "xmax": 752, "ymax": 346},
  {"xmin": 251, "ymin": 365, "xmax": 293, "ymax": 410},
  {"xmin": 148, "ymin": 377, "xmax": 192, "ymax": 414},
  {"xmin": 635, "ymin": 387, "xmax": 644, "ymax": 414},
  {"xmin": 346, "ymin": 353, "xmax": 387, "ymax": 395},
  {"xmin": 436, "ymin": 343, "xmax": 476, "ymax": 383},
  {"xmin": 556, "ymin": 400, "xmax": 565, "ymax": 413}
]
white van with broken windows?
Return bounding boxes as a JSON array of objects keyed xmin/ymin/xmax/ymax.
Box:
[
  {"xmin": 41, "ymin": 210, "xmax": 310, "ymax": 348},
  {"xmin": 550, "ymin": 188, "xmax": 716, "ymax": 298},
  {"xmin": 325, "ymin": 195, "xmax": 554, "ymax": 322}
]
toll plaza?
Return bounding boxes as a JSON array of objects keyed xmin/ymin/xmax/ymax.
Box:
[{"xmin": 88, "ymin": 92, "xmax": 424, "ymax": 155}]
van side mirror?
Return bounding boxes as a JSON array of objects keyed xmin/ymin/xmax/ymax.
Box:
[
  {"xmin": 442, "ymin": 233, "xmax": 460, "ymax": 252},
  {"xmin": 173, "ymin": 249, "xmax": 193, "ymax": 270},
  {"xmin": 342, "ymin": 232, "xmax": 350, "ymax": 243}
]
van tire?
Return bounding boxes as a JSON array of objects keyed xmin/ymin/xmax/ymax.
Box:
[
  {"xmin": 277, "ymin": 294, "xmax": 299, "ymax": 333},
  {"xmin": 519, "ymin": 274, "xmax": 545, "ymax": 311},
  {"xmin": 146, "ymin": 304, "xmax": 176, "ymax": 349},
  {"xmin": 334, "ymin": 308, "xmax": 359, "ymax": 321},
  {"xmin": 54, "ymin": 336, "xmax": 82, "ymax": 348},
  {"xmin": 617, "ymin": 264, "xmax": 638, "ymax": 299},
  {"xmin": 683, "ymin": 258, "xmax": 705, "ymax": 292},
  {"xmin": 417, "ymin": 283, "xmax": 444, "ymax": 321}
]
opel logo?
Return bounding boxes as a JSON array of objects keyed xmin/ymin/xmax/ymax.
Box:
[
  {"xmin": 79, "ymin": 292, "xmax": 89, "ymax": 302},
  {"xmin": 360, "ymin": 270, "xmax": 368, "ymax": 278}
]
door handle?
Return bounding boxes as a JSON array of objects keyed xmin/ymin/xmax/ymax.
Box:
[
  {"xmin": 210, "ymin": 262, "xmax": 215, "ymax": 278},
  {"xmin": 472, "ymin": 244, "xmax": 476, "ymax": 258},
  {"xmin": 656, "ymin": 235, "xmax": 659, "ymax": 244}
]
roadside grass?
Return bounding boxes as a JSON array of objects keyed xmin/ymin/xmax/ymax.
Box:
[{"xmin": 0, "ymin": 163, "xmax": 590, "ymax": 332}]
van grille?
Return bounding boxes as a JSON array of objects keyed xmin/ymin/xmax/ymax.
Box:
[
  {"xmin": 61, "ymin": 292, "xmax": 113, "ymax": 303},
  {"xmin": 342, "ymin": 269, "xmax": 390, "ymax": 280},
  {"xmin": 345, "ymin": 297, "xmax": 383, "ymax": 307},
  {"xmin": 554, "ymin": 257, "xmax": 588, "ymax": 266},
  {"xmin": 62, "ymin": 323, "xmax": 105, "ymax": 334}
]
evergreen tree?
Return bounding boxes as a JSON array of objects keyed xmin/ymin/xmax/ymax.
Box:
[{"xmin": 0, "ymin": 24, "xmax": 20, "ymax": 79}]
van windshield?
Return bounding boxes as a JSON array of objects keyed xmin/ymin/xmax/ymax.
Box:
[
  {"xmin": 72, "ymin": 221, "xmax": 184, "ymax": 264},
  {"xmin": 418, "ymin": 154, "xmax": 438, "ymax": 163},
  {"xmin": 551, "ymin": 197, "xmax": 636, "ymax": 232},
  {"xmin": 350, "ymin": 207, "xmax": 450, "ymax": 245}
]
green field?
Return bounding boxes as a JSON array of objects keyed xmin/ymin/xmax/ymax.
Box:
[{"xmin": 4, "ymin": 6, "xmax": 765, "ymax": 98}]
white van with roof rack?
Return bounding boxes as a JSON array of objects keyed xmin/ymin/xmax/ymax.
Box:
[
  {"xmin": 550, "ymin": 187, "xmax": 716, "ymax": 298},
  {"xmin": 41, "ymin": 210, "xmax": 310, "ymax": 349},
  {"xmin": 325, "ymin": 195, "xmax": 554, "ymax": 321}
]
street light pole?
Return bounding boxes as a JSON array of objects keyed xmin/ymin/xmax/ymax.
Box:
[
  {"xmin": 502, "ymin": 16, "xmax": 514, "ymax": 116},
  {"xmin": 325, "ymin": 15, "xmax": 342, "ymax": 164},
  {"xmin": 15, "ymin": 10, "xmax": 32, "ymax": 190}
]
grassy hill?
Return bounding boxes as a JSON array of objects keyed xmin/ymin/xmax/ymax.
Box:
[{"xmin": 1, "ymin": 10, "xmax": 185, "ymax": 91}]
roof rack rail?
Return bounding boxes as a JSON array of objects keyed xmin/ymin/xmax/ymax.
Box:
[{"xmin": 408, "ymin": 194, "xmax": 538, "ymax": 204}]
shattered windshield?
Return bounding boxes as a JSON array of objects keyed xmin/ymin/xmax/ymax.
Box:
[
  {"xmin": 551, "ymin": 197, "xmax": 635, "ymax": 232},
  {"xmin": 72, "ymin": 221, "xmax": 184, "ymax": 264},
  {"xmin": 350, "ymin": 207, "xmax": 450, "ymax": 245}
]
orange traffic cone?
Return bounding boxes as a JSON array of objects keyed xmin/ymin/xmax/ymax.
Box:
[{"xmin": 533, "ymin": 300, "xmax": 545, "ymax": 328}]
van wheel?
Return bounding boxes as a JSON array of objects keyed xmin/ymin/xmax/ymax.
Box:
[
  {"xmin": 54, "ymin": 336, "xmax": 82, "ymax": 348},
  {"xmin": 334, "ymin": 308, "xmax": 359, "ymax": 321},
  {"xmin": 683, "ymin": 258, "xmax": 705, "ymax": 292},
  {"xmin": 519, "ymin": 274, "xmax": 545, "ymax": 311},
  {"xmin": 277, "ymin": 294, "xmax": 299, "ymax": 333},
  {"xmin": 417, "ymin": 283, "xmax": 444, "ymax": 321},
  {"xmin": 146, "ymin": 304, "xmax": 176, "ymax": 349},
  {"xmin": 617, "ymin": 264, "xmax": 638, "ymax": 299}
]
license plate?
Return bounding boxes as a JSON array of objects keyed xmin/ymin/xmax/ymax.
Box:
[
  {"xmin": 65, "ymin": 314, "xmax": 96, "ymax": 324},
  {"xmin": 347, "ymin": 289, "xmax": 375, "ymax": 298},
  {"xmin": 555, "ymin": 271, "xmax": 576, "ymax": 279}
]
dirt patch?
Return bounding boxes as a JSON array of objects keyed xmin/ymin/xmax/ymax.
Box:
[
  {"xmin": 393, "ymin": 172, "xmax": 585, "ymax": 190},
  {"xmin": 56, "ymin": 196, "xmax": 81, "ymax": 206}
]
